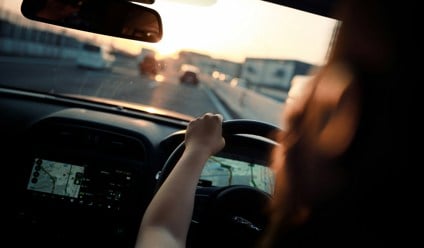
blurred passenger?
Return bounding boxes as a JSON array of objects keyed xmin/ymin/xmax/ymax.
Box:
[
  {"xmin": 136, "ymin": 0, "xmax": 411, "ymax": 247},
  {"xmin": 260, "ymin": 0, "xmax": 411, "ymax": 247}
]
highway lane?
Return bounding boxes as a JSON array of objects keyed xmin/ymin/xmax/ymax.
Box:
[{"xmin": 0, "ymin": 56, "xmax": 225, "ymax": 118}]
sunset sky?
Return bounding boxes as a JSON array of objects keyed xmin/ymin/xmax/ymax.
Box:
[{"xmin": 146, "ymin": 0, "xmax": 338, "ymax": 64}]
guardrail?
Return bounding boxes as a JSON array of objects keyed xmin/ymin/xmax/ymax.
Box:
[
  {"xmin": 0, "ymin": 38, "xmax": 80, "ymax": 59},
  {"xmin": 202, "ymin": 75, "xmax": 285, "ymax": 128}
]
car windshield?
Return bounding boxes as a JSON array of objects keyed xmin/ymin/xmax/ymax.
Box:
[{"xmin": 0, "ymin": 0, "xmax": 338, "ymax": 126}]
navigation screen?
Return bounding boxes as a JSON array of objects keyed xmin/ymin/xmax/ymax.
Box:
[{"xmin": 27, "ymin": 158, "xmax": 85, "ymax": 198}]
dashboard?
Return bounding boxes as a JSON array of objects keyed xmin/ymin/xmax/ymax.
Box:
[{"xmin": 1, "ymin": 88, "xmax": 277, "ymax": 248}]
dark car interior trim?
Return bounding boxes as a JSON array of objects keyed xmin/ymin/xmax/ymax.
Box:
[{"xmin": 2, "ymin": 87, "xmax": 278, "ymax": 247}]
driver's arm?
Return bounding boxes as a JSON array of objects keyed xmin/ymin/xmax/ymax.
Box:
[{"xmin": 135, "ymin": 113, "xmax": 225, "ymax": 248}]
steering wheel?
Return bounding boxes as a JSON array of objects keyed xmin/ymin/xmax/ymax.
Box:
[{"xmin": 156, "ymin": 119, "xmax": 282, "ymax": 248}]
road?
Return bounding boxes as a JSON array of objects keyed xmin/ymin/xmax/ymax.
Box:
[{"xmin": 0, "ymin": 56, "xmax": 226, "ymax": 118}]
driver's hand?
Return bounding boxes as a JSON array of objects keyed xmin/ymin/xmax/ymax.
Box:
[{"xmin": 185, "ymin": 113, "xmax": 225, "ymax": 156}]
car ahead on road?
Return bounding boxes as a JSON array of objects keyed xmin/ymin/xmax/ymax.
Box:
[
  {"xmin": 138, "ymin": 54, "xmax": 159, "ymax": 77},
  {"xmin": 179, "ymin": 64, "xmax": 200, "ymax": 85},
  {"xmin": 1, "ymin": 0, "xmax": 411, "ymax": 248},
  {"xmin": 180, "ymin": 70, "xmax": 199, "ymax": 85}
]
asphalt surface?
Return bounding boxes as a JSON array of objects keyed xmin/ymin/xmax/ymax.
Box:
[{"xmin": 0, "ymin": 56, "xmax": 222, "ymax": 118}]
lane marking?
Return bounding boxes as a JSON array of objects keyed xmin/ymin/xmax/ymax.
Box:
[{"xmin": 201, "ymin": 85, "xmax": 233, "ymax": 120}]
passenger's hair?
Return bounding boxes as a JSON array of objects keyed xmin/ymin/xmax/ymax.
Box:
[{"xmin": 259, "ymin": 0, "xmax": 411, "ymax": 247}]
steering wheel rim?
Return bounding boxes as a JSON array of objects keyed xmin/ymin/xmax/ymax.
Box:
[
  {"xmin": 156, "ymin": 119, "xmax": 281, "ymax": 188},
  {"xmin": 156, "ymin": 119, "xmax": 281, "ymax": 247}
]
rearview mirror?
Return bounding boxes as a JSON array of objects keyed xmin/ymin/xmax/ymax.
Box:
[
  {"xmin": 21, "ymin": 0, "xmax": 163, "ymax": 43},
  {"xmin": 131, "ymin": 0, "xmax": 155, "ymax": 4}
]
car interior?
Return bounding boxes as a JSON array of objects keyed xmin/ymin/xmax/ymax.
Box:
[{"xmin": 3, "ymin": 0, "xmax": 409, "ymax": 247}]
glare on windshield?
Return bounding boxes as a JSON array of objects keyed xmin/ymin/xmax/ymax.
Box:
[{"xmin": 0, "ymin": 0, "xmax": 338, "ymax": 125}]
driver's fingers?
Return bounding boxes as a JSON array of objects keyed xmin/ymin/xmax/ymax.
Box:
[
  {"xmin": 204, "ymin": 112, "xmax": 222, "ymax": 117},
  {"xmin": 200, "ymin": 112, "xmax": 223, "ymax": 122},
  {"xmin": 188, "ymin": 113, "xmax": 223, "ymax": 132}
]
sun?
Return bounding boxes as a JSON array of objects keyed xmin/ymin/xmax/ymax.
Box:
[{"xmin": 150, "ymin": 41, "xmax": 181, "ymax": 59}]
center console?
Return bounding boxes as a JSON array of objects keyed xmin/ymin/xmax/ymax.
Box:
[{"xmin": 11, "ymin": 118, "xmax": 154, "ymax": 248}]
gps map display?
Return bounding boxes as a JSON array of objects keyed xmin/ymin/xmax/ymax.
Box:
[{"xmin": 27, "ymin": 158, "xmax": 85, "ymax": 198}]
